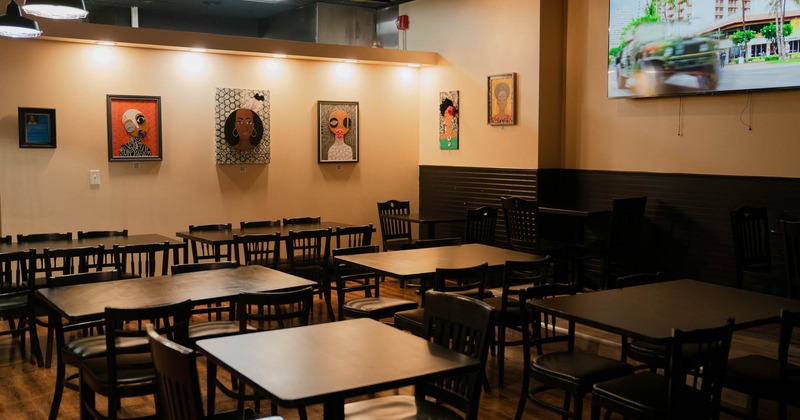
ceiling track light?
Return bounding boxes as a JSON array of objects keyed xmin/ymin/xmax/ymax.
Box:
[
  {"xmin": 0, "ymin": 0, "xmax": 41, "ymax": 38},
  {"xmin": 23, "ymin": 0, "xmax": 87, "ymax": 20}
]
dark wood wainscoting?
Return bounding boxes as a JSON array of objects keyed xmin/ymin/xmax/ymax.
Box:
[{"xmin": 420, "ymin": 165, "xmax": 800, "ymax": 289}]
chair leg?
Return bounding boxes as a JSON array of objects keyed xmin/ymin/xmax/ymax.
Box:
[
  {"xmin": 590, "ymin": 399, "xmax": 602, "ymax": 420},
  {"xmin": 207, "ymin": 360, "xmax": 217, "ymax": 416},
  {"xmin": 562, "ymin": 392, "xmax": 572, "ymax": 420},
  {"xmin": 498, "ymin": 326, "xmax": 507, "ymax": 387},
  {"xmin": 514, "ymin": 337, "xmax": 531, "ymax": 420},
  {"xmin": 751, "ymin": 396, "xmax": 759, "ymax": 419},
  {"xmin": 49, "ymin": 355, "xmax": 67, "ymax": 420},
  {"xmin": 79, "ymin": 375, "xmax": 95, "ymax": 420},
  {"xmin": 27, "ymin": 312, "xmax": 43, "ymax": 367}
]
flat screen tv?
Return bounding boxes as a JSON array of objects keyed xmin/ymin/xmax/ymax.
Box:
[{"xmin": 608, "ymin": 0, "xmax": 800, "ymax": 99}]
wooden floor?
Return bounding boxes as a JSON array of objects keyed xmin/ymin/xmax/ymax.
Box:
[{"xmin": 0, "ymin": 276, "xmax": 797, "ymax": 419}]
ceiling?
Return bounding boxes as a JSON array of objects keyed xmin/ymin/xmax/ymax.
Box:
[{"xmin": 83, "ymin": 0, "xmax": 409, "ymax": 20}]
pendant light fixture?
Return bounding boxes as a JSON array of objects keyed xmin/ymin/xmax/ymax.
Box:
[
  {"xmin": 22, "ymin": 0, "xmax": 87, "ymax": 19},
  {"xmin": 0, "ymin": 0, "xmax": 41, "ymax": 38}
]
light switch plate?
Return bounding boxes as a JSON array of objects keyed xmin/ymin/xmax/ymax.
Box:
[{"xmin": 89, "ymin": 170, "xmax": 100, "ymax": 186}]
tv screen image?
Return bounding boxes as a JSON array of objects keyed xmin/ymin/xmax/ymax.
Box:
[{"xmin": 608, "ymin": 0, "xmax": 800, "ymax": 99}]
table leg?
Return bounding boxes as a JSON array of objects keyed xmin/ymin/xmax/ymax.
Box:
[
  {"xmin": 48, "ymin": 314, "xmax": 65, "ymax": 420},
  {"xmin": 323, "ymin": 397, "xmax": 345, "ymax": 420},
  {"xmin": 207, "ymin": 359, "xmax": 217, "ymax": 415}
]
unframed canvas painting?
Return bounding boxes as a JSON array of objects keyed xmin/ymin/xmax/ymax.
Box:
[
  {"xmin": 439, "ymin": 91, "xmax": 459, "ymax": 150},
  {"xmin": 215, "ymin": 87, "xmax": 270, "ymax": 164}
]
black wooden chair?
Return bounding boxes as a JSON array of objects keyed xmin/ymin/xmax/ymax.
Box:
[
  {"xmin": 239, "ymin": 220, "xmax": 281, "ymax": 229},
  {"xmin": 464, "ymin": 206, "xmax": 498, "ymax": 245},
  {"xmin": 781, "ymin": 219, "xmax": 800, "ymax": 299},
  {"xmin": 414, "ymin": 236, "xmax": 462, "ymax": 248},
  {"xmin": 47, "ymin": 270, "xmax": 123, "ymax": 420},
  {"xmin": 332, "ymin": 245, "xmax": 417, "ymax": 321},
  {"xmin": 147, "ymin": 325, "xmax": 243, "ymax": 420},
  {"xmin": 113, "ymin": 241, "xmax": 170, "ymax": 278},
  {"xmin": 234, "ymin": 233, "xmax": 281, "ymax": 268},
  {"xmin": 77, "ymin": 229, "xmax": 128, "ymax": 239},
  {"xmin": 723, "ymin": 309, "xmax": 800, "ymax": 420},
  {"xmin": 394, "ymin": 262, "xmax": 490, "ymax": 336},
  {"xmin": 171, "ymin": 261, "xmax": 241, "ymax": 343},
  {"xmin": 187, "ymin": 223, "xmax": 233, "ymax": 263},
  {"xmin": 209, "ymin": 286, "xmax": 313, "ymax": 418},
  {"xmin": 483, "ymin": 256, "xmax": 551, "ymax": 387},
  {"xmin": 79, "ymin": 300, "xmax": 192, "ymax": 420},
  {"xmin": 332, "ymin": 224, "xmax": 373, "ymax": 249},
  {"xmin": 376, "ymin": 199, "xmax": 415, "ymax": 251},
  {"xmin": 344, "ymin": 291, "xmax": 496, "ymax": 420},
  {"xmin": 18, "ymin": 232, "xmax": 73, "ymax": 284},
  {"xmin": 285, "ymin": 228, "xmax": 333, "ymax": 320},
  {"xmin": 591, "ymin": 320, "xmax": 734, "ymax": 420},
  {"xmin": 730, "ymin": 206, "xmax": 784, "ymax": 294},
  {"xmin": 616, "ymin": 272, "xmax": 669, "ymax": 370},
  {"xmin": 0, "ymin": 249, "xmax": 42, "ymax": 367},
  {"xmin": 282, "ymin": 216, "xmax": 320, "ymax": 226}
]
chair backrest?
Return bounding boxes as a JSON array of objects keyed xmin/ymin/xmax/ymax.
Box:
[
  {"xmin": 518, "ymin": 282, "xmax": 574, "ymax": 355},
  {"xmin": 113, "ymin": 241, "xmax": 170, "ymax": 278},
  {"xmin": 777, "ymin": 309, "xmax": 800, "ymax": 388},
  {"xmin": 420, "ymin": 291, "xmax": 496, "ymax": 420},
  {"xmin": 0, "ymin": 249, "xmax": 36, "ymax": 303},
  {"xmin": 286, "ymin": 228, "xmax": 331, "ymax": 281},
  {"xmin": 282, "ymin": 216, "xmax": 321, "ymax": 226},
  {"xmin": 614, "ymin": 271, "xmax": 664, "ymax": 289},
  {"xmin": 500, "ymin": 257, "xmax": 552, "ymax": 315},
  {"xmin": 433, "ymin": 262, "xmax": 489, "ymax": 299},
  {"xmin": 46, "ymin": 269, "xmax": 121, "ymax": 288},
  {"xmin": 239, "ymin": 220, "xmax": 281, "ymax": 229},
  {"xmin": 171, "ymin": 261, "xmax": 238, "ymax": 275},
  {"xmin": 415, "ymin": 237, "xmax": 462, "ymax": 248},
  {"xmin": 233, "ymin": 233, "xmax": 281, "ymax": 268},
  {"xmin": 781, "ymin": 220, "xmax": 800, "ymax": 299},
  {"xmin": 333, "ymin": 224, "xmax": 373, "ymax": 249},
  {"xmin": 608, "ymin": 196, "xmax": 648, "ymax": 254},
  {"xmin": 0, "ymin": 235, "xmax": 11, "ymax": 244},
  {"xmin": 500, "ymin": 196, "xmax": 542, "ymax": 252},
  {"xmin": 464, "ymin": 206, "xmax": 498, "ymax": 245},
  {"xmin": 77, "ymin": 229, "xmax": 128, "ymax": 239},
  {"xmin": 237, "ymin": 286, "xmax": 314, "ymax": 331},
  {"xmin": 147, "ymin": 324, "xmax": 205, "ymax": 420},
  {"xmin": 730, "ymin": 206, "xmax": 771, "ymax": 273},
  {"xmin": 42, "ymin": 245, "xmax": 104, "ymax": 279},
  {"xmin": 17, "ymin": 232, "xmax": 72, "ymax": 243},
  {"xmin": 332, "ymin": 245, "xmax": 381, "ymax": 320},
  {"xmin": 103, "ymin": 300, "xmax": 192, "ymax": 396},
  {"xmin": 187, "ymin": 223, "xmax": 233, "ymax": 263},
  {"xmin": 665, "ymin": 319, "xmax": 734, "ymax": 418},
  {"xmin": 376, "ymin": 199, "xmax": 412, "ymax": 251}
]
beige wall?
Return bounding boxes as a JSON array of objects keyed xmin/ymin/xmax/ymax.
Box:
[
  {"xmin": 565, "ymin": 0, "xmax": 800, "ymax": 177},
  {"xmin": 403, "ymin": 0, "xmax": 541, "ymax": 170},
  {"xmin": 0, "ymin": 38, "xmax": 420, "ymax": 236}
]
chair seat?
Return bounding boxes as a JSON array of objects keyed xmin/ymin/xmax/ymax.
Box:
[
  {"xmin": 80, "ymin": 353, "xmax": 156, "ymax": 395},
  {"xmin": 394, "ymin": 308, "xmax": 424, "ymax": 335},
  {"xmin": 344, "ymin": 394, "xmax": 462, "ymax": 420},
  {"xmin": 531, "ymin": 351, "xmax": 634, "ymax": 389},
  {"xmin": 188, "ymin": 320, "xmax": 240, "ymax": 340},
  {"xmin": 63, "ymin": 335, "xmax": 147, "ymax": 364},
  {"xmin": 343, "ymin": 297, "xmax": 418, "ymax": 320},
  {"xmin": 725, "ymin": 354, "xmax": 800, "ymax": 397},
  {"xmin": 593, "ymin": 371, "xmax": 713, "ymax": 419},
  {"xmin": 0, "ymin": 296, "xmax": 27, "ymax": 311}
]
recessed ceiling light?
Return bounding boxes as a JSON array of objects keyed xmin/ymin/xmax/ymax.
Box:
[
  {"xmin": 343, "ymin": 59, "xmax": 358, "ymax": 63},
  {"xmin": 407, "ymin": 63, "xmax": 421, "ymax": 67},
  {"xmin": 96, "ymin": 41, "xmax": 116, "ymax": 46},
  {"xmin": 272, "ymin": 54, "xmax": 287, "ymax": 58},
  {"xmin": 190, "ymin": 48, "xmax": 208, "ymax": 53}
]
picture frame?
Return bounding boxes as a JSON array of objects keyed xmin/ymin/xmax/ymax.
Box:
[
  {"xmin": 18, "ymin": 107, "xmax": 56, "ymax": 148},
  {"xmin": 488, "ymin": 73, "xmax": 516, "ymax": 126},
  {"xmin": 106, "ymin": 95, "xmax": 163, "ymax": 161},
  {"xmin": 318, "ymin": 100, "xmax": 358, "ymax": 163}
]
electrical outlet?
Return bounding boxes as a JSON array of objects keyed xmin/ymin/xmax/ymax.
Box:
[{"xmin": 89, "ymin": 170, "xmax": 100, "ymax": 186}]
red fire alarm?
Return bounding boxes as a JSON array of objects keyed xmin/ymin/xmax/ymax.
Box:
[{"xmin": 396, "ymin": 15, "xmax": 409, "ymax": 30}]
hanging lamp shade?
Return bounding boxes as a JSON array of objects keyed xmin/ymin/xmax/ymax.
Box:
[
  {"xmin": 22, "ymin": 0, "xmax": 87, "ymax": 20},
  {"xmin": 0, "ymin": 0, "xmax": 41, "ymax": 38}
]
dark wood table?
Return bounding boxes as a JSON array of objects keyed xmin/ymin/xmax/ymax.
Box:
[
  {"xmin": 196, "ymin": 318, "xmax": 480, "ymax": 420},
  {"xmin": 0, "ymin": 233, "xmax": 186, "ymax": 262},
  {"xmin": 36, "ymin": 265, "xmax": 315, "ymax": 419},
  {"xmin": 334, "ymin": 243, "xmax": 543, "ymax": 282},
  {"xmin": 530, "ymin": 279, "xmax": 800, "ymax": 345},
  {"xmin": 538, "ymin": 205, "xmax": 611, "ymax": 245},
  {"xmin": 379, "ymin": 212, "xmax": 465, "ymax": 239}
]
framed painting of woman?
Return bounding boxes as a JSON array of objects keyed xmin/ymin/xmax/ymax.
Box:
[{"xmin": 488, "ymin": 73, "xmax": 516, "ymax": 126}]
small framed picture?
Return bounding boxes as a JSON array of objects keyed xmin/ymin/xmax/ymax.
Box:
[
  {"xmin": 318, "ymin": 101, "xmax": 358, "ymax": 163},
  {"xmin": 106, "ymin": 95, "xmax": 163, "ymax": 161},
  {"xmin": 18, "ymin": 108, "xmax": 56, "ymax": 148},
  {"xmin": 488, "ymin": 73, "xmax": 516, "ymax": 126}
]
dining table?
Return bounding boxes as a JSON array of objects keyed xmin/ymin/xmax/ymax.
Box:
[
  {"xmin": 36, "ymin": 264, "xmax": 316, "ymax": 420},
  {"xmin": 378, "ymin": 212, "xmax": 465, "ymax": 239},
  {"xmin": 0, "ymin": 233, "xmax": 186, "ymax": 263},
  {"xmin": 530, "ymin": 278, "xmax": 800, "ymax": 345},
  {"xmin": 196, "ymin": 318, "xmax": 481, "ymax": 420}
]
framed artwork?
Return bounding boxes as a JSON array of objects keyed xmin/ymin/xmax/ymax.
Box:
[
  {"xmin": 438, "ymin": 91, "xmax": 459, "ymax": 150},
  {"xmin": 318, "ymin": 101, "xmax": 358, "ymax": 163},
  {"xmin": 19, "ymin": 108, "xmax": 56, "ymax": 148},
  {"xmin": 106, "ymin": 95, "xmax": 163, "ymax": 161},
  {"xmin": 215, "ymin": 87, "xmax": 270, "ymax": 164},
  {"xmin": 488, "ymin": 73, "xmax": 516, "ymax": 126}
]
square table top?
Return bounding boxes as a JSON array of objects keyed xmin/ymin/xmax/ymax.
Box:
[
  {"xmin": 36, "ymin": 265, "xmax": 315, "ymax": 322},
  {"xmin": 531, "ymin": 279, "xmax": 800, "ymax": 344},
  {"xmin": 196, "ymin": 318, "xmax": 479, "ymax": 411},
  {"xmin": 334, "ymin": 243, "xmax": 544, "ymax": 279},
  {"xmin": 175, "ymin": 221, "xmax": 364, "ymax": 245},
  {"xmin": 379, "ymin": 212, "xmax": 466, "ymax": 224}
]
